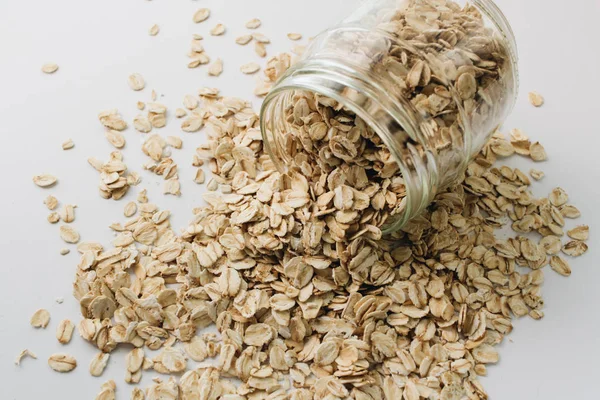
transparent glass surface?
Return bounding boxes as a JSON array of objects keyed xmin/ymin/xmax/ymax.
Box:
[{"xmin": 261, "ymin": 0, "xmax": 518, "ymax": 232}]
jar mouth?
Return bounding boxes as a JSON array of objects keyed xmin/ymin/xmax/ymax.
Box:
[{"xmin": 260, "ymin": 60, "xmax": 435, "ymax": 234}]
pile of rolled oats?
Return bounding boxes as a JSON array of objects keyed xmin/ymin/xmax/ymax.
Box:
[{"xmin": 27, "ymin": 2, "xmax": 590, "ymax": 400}]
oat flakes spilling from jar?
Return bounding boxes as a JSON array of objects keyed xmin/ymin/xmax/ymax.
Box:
[{"xmin": 28, "ymin": 1, "xmax": 589, "ymax": 399}]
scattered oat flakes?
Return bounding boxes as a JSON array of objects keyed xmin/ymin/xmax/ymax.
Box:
[
  {"xmin": 528, "ymin": 91, "xmax": 544, "ymax": 107},
  {"xmin": 208, "ymin": 58, "xmax": 223, "ymax": 76},
  {"xmin": 287, "ymin": 33, "xmax": 302, "ymax": 41},
  {"xmin": 192, "ymin": 34, "xmax": 203, "ymax": 40},
  {"xmin": 151, "ymin": 90, "xmax": 157, "ymax": 101},
  {"xmin": 193, "ymin": 8, "xmax": 210, "ymax": 23},
  {"xmin": 30, "ymin": 309, "xmax": 50, "ymax": 328},
  {"xmin": 210, "ymin": 24, "xmax": 225, "ymax": 36},
  {"xmin": 60, "ymin": 225, "xmax": 80, "ymax": 244},
  {"xmin": 33, "ymin": 174, "xmax": 58, "ymax": 188},
  {"xmin": 149, "ymin": 24, "xmax": 159, "ymax": 36},
  {"xmin": 128, "ymin": 73, "xmax": 145, "ymax": 91},
  {"xmin": 55, "ymin": 297, "xmax": 64, "ymax": 304},
  {"xmin": 60, "ymin": 248, "xmax": 70, "ymax": 255},
  {"xmin": 15, "ymin": 349, "xmax": 37, "ymax": 366},
  {"xmin": 62, "ymin": 139, "xmax": 74, "ymax": 150},
  {"xmin": 137, "ymin": 101, "xmax": 145, "ymax": 110},
  {"xmin": 56, "ymin": 319, "xmax": 75, "ymax": 344},
  {"xmin": 42, "ymin": 63, "xmax": 59, "ymax": 74},
  {"xmin": 246, "ymin": 18, "xmax": 261, "ymax": 29},
  {"xmin": 240, "ymin": 62, "xmax": 260, "ymax": 74}
]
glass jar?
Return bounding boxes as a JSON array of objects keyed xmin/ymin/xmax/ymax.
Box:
[{"xmin": 260, "ymin": 0, "xmax": 518, "ymax": 233}]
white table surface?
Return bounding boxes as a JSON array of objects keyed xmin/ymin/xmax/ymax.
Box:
[{"xmin": 0, "ymin": 0, "xmax": 599, "ymax": 399}]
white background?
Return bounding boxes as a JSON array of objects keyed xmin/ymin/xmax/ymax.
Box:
[{"xmin": 0, "ymin": 0, "xmax": 599, "ymax": 399}]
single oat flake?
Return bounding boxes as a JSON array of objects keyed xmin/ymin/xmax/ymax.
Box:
[
  {"xmin": 210, "ymin": 24, "xmax": 225, "ymax": 36},
  {"xmin": 105, "ymin": 129, "xmax": 126, "ymax": 149},
  {"xmin": 236, "ymin": 35, "xmax": 252, "ymax": 45},
  {"xmin": 287, "ymin": 33, "xmax": 302, "ymax": 41},
  {"xmin": 528, "ymin": 91, "xmax": 544, "ymax": 107},
  {"xmin": 33, "ymin": 174, "xmax": 58, "ymax": 188},
  {"xmin": 252, "ymin": 33, "xmax": 270, "ymax": 43},
  {"xmin": 90, "ymin": 353, "xmax": 110, "ymax": 377},
  {"xmin": 15, "ymin": 349, "xmax": 37, "ymax": 366},
  {"xmin": 60, "ymin": 204, "xmax": 76, "ymax": 223},
  {"xmin": 193, "ymin": 8, "xmax": 210, "ymax": 23},
  {"xmin": 44, "ymin": 195, "xmax": 59, "ymax": 210},
  {"xmin": 47, "ymin": 212, "xmax": 60, "ymax": 224},
  {"xmin": 128, "ymin": 73, "xmax": 145, "ymax": 91},
  {"xmin": 208, "ymin": 59, "xmax": 223, "ymax": 76},
  {"xmin": 96, "ymin": 381, "xmax": 116, "ymax": 400},
  {"xmin": 240, "ymin": 62, "xmax": 260, "ymax": 74},
  {"xmin": 15, "ymin": 349, "xmax": 37, "ymax": 367},
  {"xmin": 246, "ymin": 18, "xmax": 261, "ymax": 29},
  {"xmin": 149, "ymin": 24, "xmax": 160, "ymax": 36},
  {"xmin": 254, "ymin": 42, "xmax": 267, "ymax": 58},
  {"xmin": 30, "ymin": 309, "xmax": 50, "ymax": 328},
  {"xmin": 567, "ymin": 225, "xmax": 589, "ymax": 241},
  {"xmin": 48, "ymin": 354, "xmax": 77, "ymax": 372},
  {"xmin": 530, "ymin": 169, "xmax": 545, "ymax": 180},
  {"xmin": 62, "ymin": 139, "xmax": 75, "ymax": 150},
  {"xmin": 42, "ymin": 63, "xmax": 59, "ymax": 74},
  {"xmin": 60, "ymin": 225, "xmax": 80, "ymax": 244},
  {"xmin": 56, "ymin": 319, "xmax": 75, "ymax": 344},
  {"xmin": 124, "ymin": 201, "xmax": 137, "ymax": 217}
]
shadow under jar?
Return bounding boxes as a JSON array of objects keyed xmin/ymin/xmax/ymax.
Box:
[{"xmin": 261, "ymin": 0, "xmax": 518, "ymax": 233}]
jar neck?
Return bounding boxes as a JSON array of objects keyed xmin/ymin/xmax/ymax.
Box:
[{"xmin": 260, "ymin": 58, "xmax": 440, "ymax": 233}]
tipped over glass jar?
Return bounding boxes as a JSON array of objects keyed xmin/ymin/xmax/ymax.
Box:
[{"xmin": 260, "ymin": 0, "xmax": 518, "ymax": 233}]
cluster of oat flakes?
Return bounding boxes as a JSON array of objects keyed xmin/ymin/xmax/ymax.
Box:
[{"xmin": 28, "ymin": 3, "xmax": 590, "ymax": 400}]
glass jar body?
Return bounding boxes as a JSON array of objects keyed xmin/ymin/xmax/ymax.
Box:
[{"xmin": 261, "ymin": 0, "xmax": 518, "ymax": 232}]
